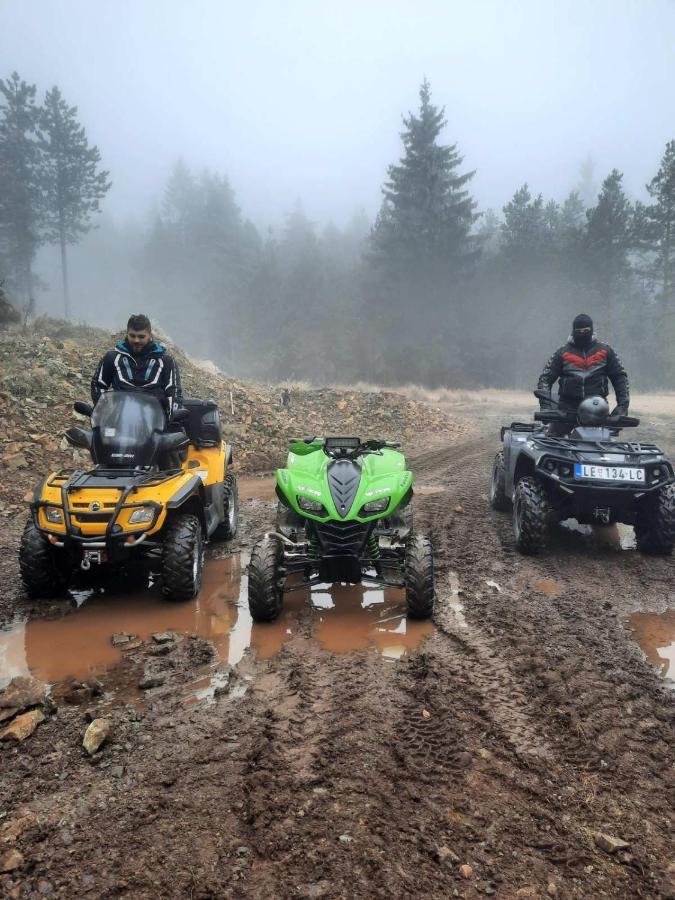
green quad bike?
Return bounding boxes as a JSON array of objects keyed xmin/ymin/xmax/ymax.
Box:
[{"xmin": 247, "ymin": 436, "xmax": 435, "ymax": 622}]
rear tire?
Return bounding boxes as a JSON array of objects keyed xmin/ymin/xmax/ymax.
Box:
[
  {"xmin": 248, "ymin": 535, "xmax": 284, "ymax": 622},
  {"xmin": 513, "ymin": 476, "xmax": 551, "ymax": 554},
  {"xmin": 162, "ymin": 513, "xmax": 204, "ymax": 601},
  {"xmin": 404, "ymin": 532, "xmax": 435, "ymax": 619},
  {"xmin": 489, "ymin": 450, "xmax": 510, "ymax": 511},
  {"xmin": 19, "ymin": 519, "xmax": 70, "ymax": 598},
  {"xmin": 635, "ymin": 484, "xmax": 675, "ymax": 555},
  {"xmin": 213, "ymin": 472, "xmax": 239, "ymax": 541}
]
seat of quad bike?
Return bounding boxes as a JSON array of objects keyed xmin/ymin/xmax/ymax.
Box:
[{"xmin": 181, "ymin": 398, "xmax": 222, "ymax": 448}]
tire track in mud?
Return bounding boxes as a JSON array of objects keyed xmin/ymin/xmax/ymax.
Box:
[
  {"xmin": 3, "ymin": 412, "xmax": 674, "ymax": 899},
  {"xmin": 409, "ymin": 418, "xmax": 675, "ymax": 898}
]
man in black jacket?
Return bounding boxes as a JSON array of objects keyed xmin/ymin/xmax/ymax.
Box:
[
  {"xmin": 537, "ymin": 314, "xmax": 630, "ymax": 424},
  {"xmin": 91, "ymin": 313, "xmax": 183, "ymax": 416}
]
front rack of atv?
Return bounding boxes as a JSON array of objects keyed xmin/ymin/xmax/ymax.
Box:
[
  {"xmin": 531, "ymin": 436, "xmax": 664, "ymax": 457},
  {"xmin": 32, "ymin": 466, "xmax": 185, "ymax": 547}
]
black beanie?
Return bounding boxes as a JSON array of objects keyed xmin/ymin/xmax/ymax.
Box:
[{"xmin": 573, "ymin": 313, "xmax": 593, "ymax": 332}]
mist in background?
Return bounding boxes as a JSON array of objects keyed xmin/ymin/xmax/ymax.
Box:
[{"xmin": 1, "ymin": 0, "xmax": 674, "ymax": 390}]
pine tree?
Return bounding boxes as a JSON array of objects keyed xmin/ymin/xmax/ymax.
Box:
[
  {"xmin": 39, "ymin": 86, "xmax": 111, "ymax": 318},
  {"xmin": 645, "ymin": 140, "xmax": 675, "ymax": 304},
  {"xmin": 0, "ymin": 72, "xmax": 42, "ymax": 306},
  {"xmin": 584, "ymin": 170, "xmax": 634, "ymax": 329},
  {"xmin": 371, "ymin": 79, "xmax": 477, "ymax": 278},
  {"xmin": 500, "ymin": 184, "xmax": 546, "ymax": 261}
]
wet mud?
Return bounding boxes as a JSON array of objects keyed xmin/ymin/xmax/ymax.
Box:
[
  {"xmin": 1, "ymin": 555, "xmax": 434, "ymax": 698},
  {"xmin": 1, "ymin": 407, "xmax": 675, "ymax": 899}
]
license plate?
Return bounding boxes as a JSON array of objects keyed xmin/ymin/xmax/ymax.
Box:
[{"xmin": 574, "ymin": 464, "xmax": 645, "ymax": 483}]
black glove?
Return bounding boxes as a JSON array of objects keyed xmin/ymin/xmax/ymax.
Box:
[{"xmin": 611, "ymin": 404, "xmax": 628, "ymax": 417}]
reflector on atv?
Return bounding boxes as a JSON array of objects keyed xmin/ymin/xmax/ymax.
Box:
[
  {"xmin": 490, "ymin": 391, "xmax": 675, "ymax": 555},
  {"xmin": 248, "ymin": 436, "xmax": 434, "ymax": 623},
  {"xmin": 20, "ymin": 392, "xmax": 239, "ymax": 602}
]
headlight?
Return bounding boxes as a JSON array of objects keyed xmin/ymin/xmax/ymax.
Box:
[
  {"xmin": 129, "ymin": 506, "xmax": 155, "ymax": 524},
  {"xmin": 45, "ymin": 506, "xmax": 63, "ymax": 524},
  {"xmin": 361, "ymin": 497, "xmax": 390, "ymax": 514},
  {"xmin": 297, "ymin": 496, "xmax": 326, "ymax": 514}
]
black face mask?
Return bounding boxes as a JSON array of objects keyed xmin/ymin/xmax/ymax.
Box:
[{"xmin": 573, "ymin": 329, "xmax": 593, "ymax": 349}]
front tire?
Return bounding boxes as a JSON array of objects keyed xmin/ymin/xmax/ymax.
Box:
[
  {"xmin": 489, "ymin": 450, "xmax": 510, "ymax": 511},
  {"xmin": 404, "ymin": 532, "xmax": 435, "ymax": 619},
  {"xmin": 19, "ymin": 519, "xmax": 70, "ymax": 598},
  {"xmin": 635, "ymin": 484, "xmax": 675, "ymax": 555},
  {"xmin": 513, "ymin": 476, "xmax": 551, "ymax": 554},
  {"xmin": 248, "ymin": 535, "xmax": 284, "ymax": 622},
  {"xmin": 161, "ymin": 513, "xmax": 204, "ymax": 601}
]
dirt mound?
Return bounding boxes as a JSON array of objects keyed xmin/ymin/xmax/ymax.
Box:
[{"xmin": 0, "ymin": 318, "xmax": 465, "ymax": 515}]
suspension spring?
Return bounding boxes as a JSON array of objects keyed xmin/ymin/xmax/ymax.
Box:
[
  {"xmin": 308, "ymin": 535, "xmax": 320, "ymax": 560},
  {"xmin": 367, "ymin": 532, "xmax": 380, "ymax": 562}
]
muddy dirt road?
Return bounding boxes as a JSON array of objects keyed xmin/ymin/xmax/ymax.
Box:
[{"xmin": 1, "ymin": 404, "xmax": 674, "ymax": 899}]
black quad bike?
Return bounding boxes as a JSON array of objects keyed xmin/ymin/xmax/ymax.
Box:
[{"xmin": 490, "ymin": 392, "xmax": 675, "ymax": 554}]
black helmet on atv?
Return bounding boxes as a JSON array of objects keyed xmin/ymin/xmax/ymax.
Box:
[{"xmin": 577, "ymin": 396, "xmax": 609, "ymax": 426}]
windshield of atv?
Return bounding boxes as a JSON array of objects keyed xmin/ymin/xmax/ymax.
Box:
[{"xmin": 91, "ymin": 392, "xmax": 166, "ymax": 451}]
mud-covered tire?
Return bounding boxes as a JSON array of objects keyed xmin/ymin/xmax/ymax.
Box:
[
  {"xmin": 19, "ymin": 518, "xmax": 70, "ymax": 598},
  {"xmin": 513, "ymin": 476, "xmax": 551, "ymax": 554},
  {"xmin": 213, "ymin": 472, "xmax": 239, "ymax": 541},
  {"xmin": 248, "ymin": 535, "xmax": 284, "ymax": 622},
  {"xmin": 634, "ymin": 484, "xmax": 675, "ymax": 555},
  {"xmin": 489, "ymin": 450, "xmax": 510, "ymax": 511},
  {"xmin": 404, "ymin": 532, "xmax": 435, "ymax": 619},
  {"xmin": 161, "ymin": 513, "xmax": 204, "ymax": 601}
]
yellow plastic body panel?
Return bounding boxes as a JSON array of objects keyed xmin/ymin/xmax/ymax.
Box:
[
  {"xmin": 35, "ymin": 441, "xmax": 228, "ymax": 539},
  {"xmin": 184, "ymin": 442, "xmax": 227, "ymax": 488}
]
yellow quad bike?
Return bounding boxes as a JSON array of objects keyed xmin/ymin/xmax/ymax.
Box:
[{"xmin": 19, "ymin": 391, "xmax": 238, "ymax": 601}]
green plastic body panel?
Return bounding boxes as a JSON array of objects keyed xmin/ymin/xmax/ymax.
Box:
[{"xmin": 276, "ymin": 444, "xmax": 413, "ymax": 524}]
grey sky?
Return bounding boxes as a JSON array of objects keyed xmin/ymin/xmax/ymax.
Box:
[{"xmin": 2, "ymin": 0, "xmax": 674, "ymax": 229}]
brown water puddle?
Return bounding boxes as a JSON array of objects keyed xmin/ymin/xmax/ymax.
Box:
[
  {"xmin": 0, "ymin": 554, "xmax": 434, "ymax": 691},
  {"xmin": 628, "ymin": 609, "xmax": 675, "ymax": 683}
]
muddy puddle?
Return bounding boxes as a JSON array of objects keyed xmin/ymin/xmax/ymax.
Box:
[
  {"xmin": 0, "ymin": 554, "xmax": 435, "ymax": 693},
  {"xmin": 628, "ymin": 609, "xmax": 675, "ymax": 684}
]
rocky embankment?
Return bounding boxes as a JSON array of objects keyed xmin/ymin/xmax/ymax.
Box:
[{"xmin": 0, "ymin": 318, "xmax": 464, "ymax": 520}]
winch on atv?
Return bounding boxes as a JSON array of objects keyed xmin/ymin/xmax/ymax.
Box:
[
  {"xmin": 19, "ymin": 391, "xmax": 239, "ymax": 601},
  {"xmin": 490, "ymin": 392, "xmax": 675, "ymax": 554},
  {"xmin": 247, "ymin": 436, "xmax": 435, "ymax": 622}
]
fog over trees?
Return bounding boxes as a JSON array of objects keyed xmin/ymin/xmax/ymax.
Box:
[{"xmin": 1, "ymin": 68, "xmax": 674, "ymax": 390}]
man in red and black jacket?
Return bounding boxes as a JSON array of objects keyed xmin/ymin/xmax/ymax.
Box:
[{"xmin": 537, "ymin": 314, "xmax": 630, "ymax": 418}]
